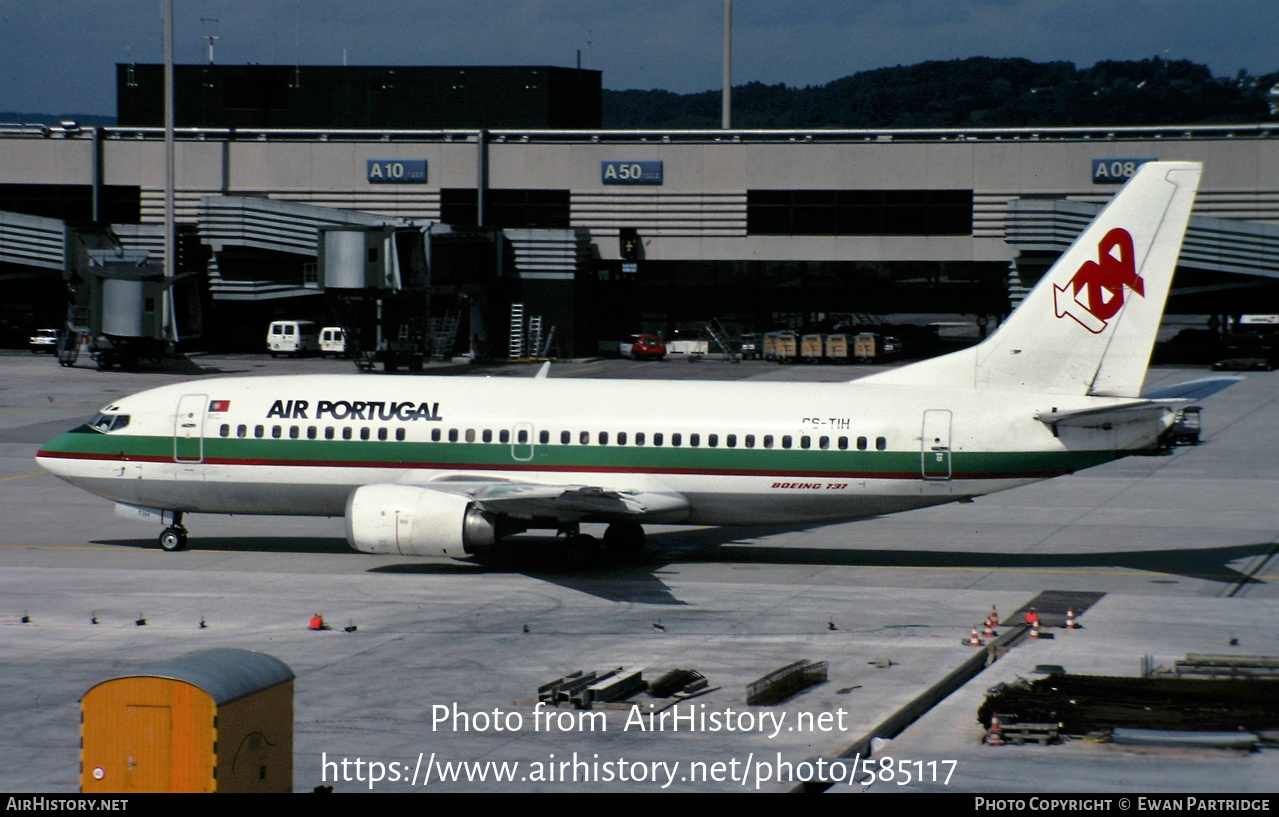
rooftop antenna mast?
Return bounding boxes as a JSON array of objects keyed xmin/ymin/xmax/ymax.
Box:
[
  {"xmin": 200, "ymin": 18, "xmax": 220, "ymax": 65},
  {"xmin": 722, "ymin": 0, "xmax": 732, "ymax": 129},
  {"xmin": 292, "ymin": 1, "xmax": 301, "ymax": 88}
]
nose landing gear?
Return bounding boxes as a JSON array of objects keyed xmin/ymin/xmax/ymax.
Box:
[{"xmin": 158, "ymin": 512, "xmax": 188, "ymax": 552}]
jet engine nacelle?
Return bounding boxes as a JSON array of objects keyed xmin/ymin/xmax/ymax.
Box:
[{"xmin": 344, "ymin": 484, "xmax": 498, "ymax": 558}]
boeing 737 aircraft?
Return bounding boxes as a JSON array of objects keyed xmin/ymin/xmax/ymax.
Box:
[{"xmin": 37, "ymin": 162, "xmax": 1229, "ymax": 564}]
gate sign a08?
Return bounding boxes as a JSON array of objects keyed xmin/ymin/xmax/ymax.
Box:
[{"xmin": 1091, "ymin": 157, "xmax": 1156, "ymax": 184}]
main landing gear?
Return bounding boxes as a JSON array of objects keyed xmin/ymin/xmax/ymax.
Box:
[
  {"xmin": 158, "ymin": 512, "xmax": 188, "ymax": 552},
  {"xmin": 557, "ymin": 521, "xmax": 647, "ymax": 569},
  {"xmin": 603, "ymin": 521, "xmax": 646, "ymax": 557}
]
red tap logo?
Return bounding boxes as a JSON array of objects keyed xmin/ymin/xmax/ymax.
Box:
[{"xmin": 1053, "ymin": 228, "xmax": 1143, "ymax": 334}]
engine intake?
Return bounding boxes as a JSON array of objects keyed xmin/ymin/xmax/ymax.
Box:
[{"xmin": 345, "ymin": 484, "xmax": 497, "ymax": 558}]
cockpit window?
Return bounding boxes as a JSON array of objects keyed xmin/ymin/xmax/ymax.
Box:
[{"xmin": 88, "ymin": 413, "xmax": 130, "ymax": 433}]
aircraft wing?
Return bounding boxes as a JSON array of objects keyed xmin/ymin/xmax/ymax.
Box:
[{"xmin": 410, "ymin": 476, "xmax": 692, "ymax": 522}]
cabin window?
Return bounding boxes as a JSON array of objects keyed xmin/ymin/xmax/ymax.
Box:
[
  {"xmin": 617, "ymin": 432, "xmax": 627, "ymax": 445},
  {"xmin": 708, "ymin": 434, "xmax": 718, "ymax": 448},
  {"xmin": 671, "ymin": 433, "xmax": 682, "ymax": 447},
  {"xmin": 289, "ymin": 426, "xmax": 299, "ymax": 439},
  {"xmin": 395, "ymin": 428, "xmax": 406, "ymax": 441},
  {"xmin": 726, "ymin": 434, "xmax": 736, "ymax": 448},
  {"xmin": 561, "ymin": 430, "xmax": 571, "ymax": 444},
  {"xmin": 219, "ymin": 424, "xmax": 230, "ymax": 438},
  {"xmin": 307, "ymin": 426, "xmax": 317, "ymax": 440},
  {"xmin": 580, "ymin": 431, "xmax": 589, "ymax": 445},
  {"xmin": 272, "ymin": 426, "xmax": 282, "ymax": 439},
  {"xmin": 482, "ymin": 429, "xmax": 493, "ymax": 443},
  {"xmin": 782, "ymin": 435, "xmax": 792, "ymax": 449},
  {"xmin": 820, "ymin": 436, "xmax": 830, "ymax": 450},
  {"xmin": 763, "ymin": 435, "xmax": 773, "ymax": 449},
  {"xmin": 690, "ymin": 433, "xmax": 700, "ymax": 447},
  {"xmin": 431, "ymin": 428, "xmax": 441, "ymax": 442},
  {"xmin": 378, "ymin": 427, "xmax": 388, "ymax": 441},
  {"xmin": 237, "ymin": 424, "xmax": 247, "ymax": 438},
  {"xmin": 500, "ymin": 429, "xmax": 511, "ymax": 444},
  {"xmin": 254, "ymin": 425, "xmax": 264, "ymax": 438},
  {"xmin": 800, "ymin": 436, "xmax": 811, "ymax": 449},
  {"xmin": 653, "ymin": 433, "xmax": 664, "ymax": 446},
  {"xmin": 539, "ymin": 430, "xmax": 549, "ymax": 444},
  {"xmin": 359, "ymin": 427, "xmax": 370, "ymax": 441},
  {"xmin": 325, "ymin": 426, "xmax": 335, "ymax": 440},
  {"xmin": 342, "ymin": 427, "xmax": 353, "ymax": 440},
  {"xmin": 635, "ymin": 432, "xmax": 646, "ymax": 446},
  {"xmin": 465, "ymin": 429, "xmax": 476, "ymax": 443},
  {"xmin": 876, "ymin": 436, "xmax": 887, "ymax": 451},
  {"xmin": 448, "ymin": 428, "xmax": 459, "ymax": 443},
  {"xmin": 857, "ymin": 436, "xmax": 868, "ymax": 451},
  {"xmin": 599, "ymin": 431, "xmax": 609, "ymax": 445},
  {"xmin": 745, "ymin": 434, "xmax": 755, "ymax": 448},
  {"xmin": 838, "ymin": 436, "xmax": 848, "ymax": 450}
]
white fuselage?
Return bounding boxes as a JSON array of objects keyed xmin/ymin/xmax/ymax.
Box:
[{"xmin": 36, "ymin": 373, "xmax": 1159, "ymax": 527}]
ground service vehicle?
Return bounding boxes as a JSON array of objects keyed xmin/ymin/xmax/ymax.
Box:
[
  {"xmin": 320, "ymin": 327, "xmax": 348, "ymax": 358},
  {"xmin": 267, "ymin": 321, "xmax": 320, "ymax": 357},
  {"xmin": 619, "ymin": 334, "xmax": 666, "ymax": 360},
  {"xmin": 29, "ymin": 328, "xmax": 60, "ymax": 353}
]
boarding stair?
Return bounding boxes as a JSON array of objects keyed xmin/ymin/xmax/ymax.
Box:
[
  {"xmin": 508, "ymin": 302, "xmax": 526, "ymax": 359},
  {"xmin": 57, "ymin": 307, "xmax": 91, "ymax": 367},
  {"xmin": 429, "ymin": 311, "xmax": 461, "ymax": 361},
  {"xmin": 704, "ymin": 318, "xmax": 739, "ymax": 363}
]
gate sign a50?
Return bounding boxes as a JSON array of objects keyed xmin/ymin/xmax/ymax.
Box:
[
  {"xmin": 367, "ymin": 159, "xmax": 428, "ymax": 184},
  {"xmin": 602, "ymin": 160, "xmax": 663, "ymax": 185}
]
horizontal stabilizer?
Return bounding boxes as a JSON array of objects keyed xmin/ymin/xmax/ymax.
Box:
[
  {"xmin": 1140, "ymin": 375, "xmax": 1242, "ymax": 401},
  {"xmin": 1036, "ymin": 401, "xmax": 1173, "ymax": 431}
]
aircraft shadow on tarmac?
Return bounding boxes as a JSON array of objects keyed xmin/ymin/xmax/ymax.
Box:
[
  {"xmin": 93, "ymin": 528, "xmax": 1273, "ymax": 606},
  {"xmin": 93, "ymin": 536, "xmax": 356, "ymax": 555},
  {"xmin": 646, "ymin": 525, "xmax": 1276, "ymax": 587}
]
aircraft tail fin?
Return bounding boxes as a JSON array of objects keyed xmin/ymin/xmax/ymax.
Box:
[{"xmin": 863, "ymin": 161, "xmax": 1202, "ymax": 397}]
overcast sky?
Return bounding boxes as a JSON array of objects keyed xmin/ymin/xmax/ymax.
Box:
[{"xmin": 1, "ymin": 0, "xmax": 1274, "ymax": 116}]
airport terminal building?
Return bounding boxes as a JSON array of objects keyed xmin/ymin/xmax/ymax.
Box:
[{"xmin": 1, "ymin": 65, "xmax": 1277, "ymax": 357}]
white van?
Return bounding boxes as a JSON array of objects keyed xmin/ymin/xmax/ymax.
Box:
[
  {"xmin": 267, "ymin": 320, "xmax": 320, "ymax": 356},
  {"xmin": 319, "ymin": 326, "xmax": 348, "ymax": 357}
]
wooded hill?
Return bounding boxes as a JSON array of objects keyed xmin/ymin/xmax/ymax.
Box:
[{"xmin": 603, "ymin": 57, "xmax": 1278, "ymax": 129}]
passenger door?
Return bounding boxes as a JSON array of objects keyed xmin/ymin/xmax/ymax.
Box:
[
  {"xmin": 921, "ymin": 409, "xmax": 952, "ymax": 479},
  {"xmin": 174, "ymin": 394, "xmax": 208, "ymax": 462}
]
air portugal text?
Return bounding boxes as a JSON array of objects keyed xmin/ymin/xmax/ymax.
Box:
[{"xmin": 266, "ymin": 399, "xmax": 443, "ymax": 422}]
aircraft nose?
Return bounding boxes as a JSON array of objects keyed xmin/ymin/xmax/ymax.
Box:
[{"xmin": 35, "ymin": 431, "xmax": 86, "ymax": 479}]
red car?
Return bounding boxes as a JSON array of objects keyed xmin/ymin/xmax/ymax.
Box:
[{"xmin": 618, "ymin": 334, "xmax": 666, "ymax": 360}]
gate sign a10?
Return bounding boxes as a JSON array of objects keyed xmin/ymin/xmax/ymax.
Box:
[{"xmin": 367, "ymin": 159, "xmax": 428, "ymax": 184}]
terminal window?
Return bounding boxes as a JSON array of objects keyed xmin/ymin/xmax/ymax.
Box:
[
  {"xmin": 746, "ymin": 189, "xmax": 972, "ymax": 236},
  {"xmin": 441, "ymin": 188, "xmax": 570, "ymax": 229}
]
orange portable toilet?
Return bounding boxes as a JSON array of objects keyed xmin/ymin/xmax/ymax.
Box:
[{"xmin": 80, "ymin": 648, "xmax": 294, "ymax": 793}]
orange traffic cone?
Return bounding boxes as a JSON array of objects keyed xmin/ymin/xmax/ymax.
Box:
[
  {"xmin": 986, "ymin": 712, "xmax": 1006, "ymax": 746},
  {"xmin": 1029, "ymin": 619, "xmax": 1040, "ymax": 639},
  {"xmin": 990, "ymin": 605, "xmax": 1000, "ymax": 626},
  {"xmin": 969, "ymin": 625, "xmax": 983, "ymax": 647},
  {"xmin": 1065, "ymin": 607, "xmax": 1077, "ymax": 629},
  {"xmin": 984, "ymin": 617, "xmax": 997, "ymax": 639}
]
